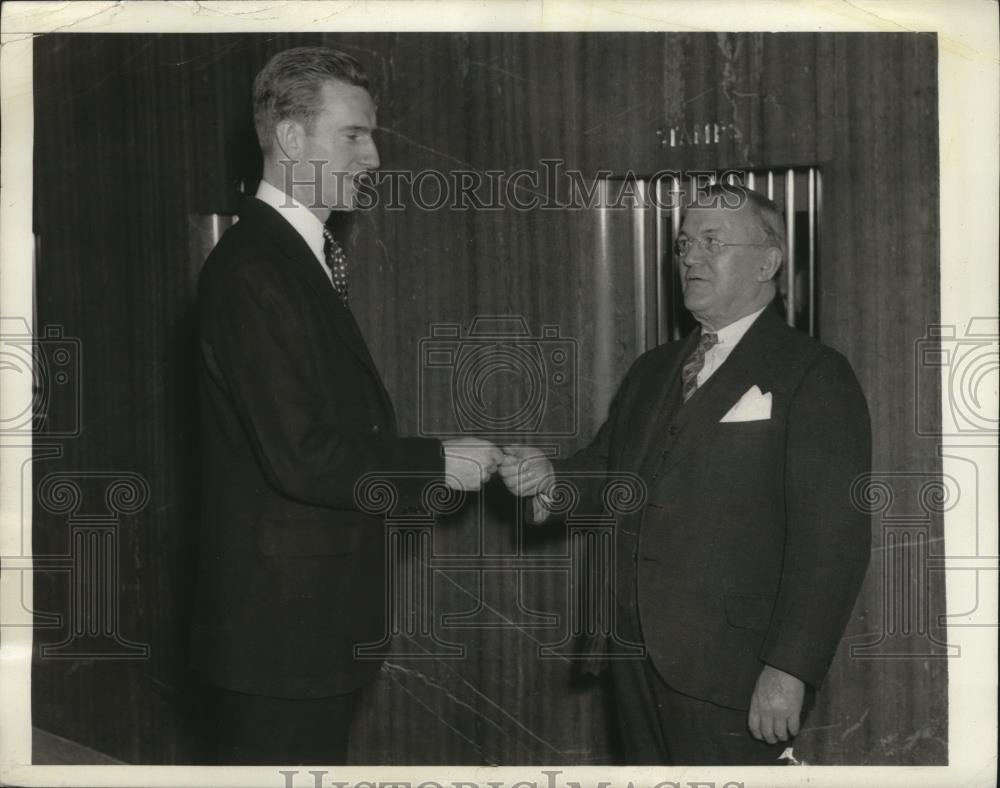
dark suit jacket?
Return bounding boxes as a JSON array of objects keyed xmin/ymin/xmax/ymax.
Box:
[
  {"xmin": 192, "ymin": 197, "xmax": 443, "ymax": 698},
  {"xmin": 556, "ymin": 305, "xmax": 871, "ymax": 710}
]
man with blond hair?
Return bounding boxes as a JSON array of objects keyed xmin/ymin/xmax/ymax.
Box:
[{"xmin": 192, "ymin": 46, "xmax": 500, "ymax": 765}]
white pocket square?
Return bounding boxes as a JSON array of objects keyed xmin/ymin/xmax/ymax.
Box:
[{"xmin": 720, "ymin": 385, "xmax": 772, "ymax": 422}]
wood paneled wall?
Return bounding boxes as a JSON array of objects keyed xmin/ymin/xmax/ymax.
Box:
[{"xmin": 31, "ymin": 32, "xmax": 942, "ymax": 765}]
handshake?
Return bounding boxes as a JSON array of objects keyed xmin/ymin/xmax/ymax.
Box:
[{"xmin": 442, "ymin": 438, "xmax": 553, "ymax": 496}]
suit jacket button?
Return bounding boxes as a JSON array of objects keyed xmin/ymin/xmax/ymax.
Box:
[
  {"xmin": 668, "ymin": 425, "xmax": 679, "ymax": 436},
  {"xmin": 371, "ymin": 425, "xmax": 382, "ymax": 435}
]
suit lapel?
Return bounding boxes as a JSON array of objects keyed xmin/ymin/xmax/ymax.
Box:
[
  {"xmin": 648, "ymin": 306, "xmax": 783, "ymax": 480},
  {"xmin": 239, "ymin": 198, "xmax": 397, "ymax": 422}
]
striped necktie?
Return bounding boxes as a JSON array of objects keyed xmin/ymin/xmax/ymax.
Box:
[
  {"xmin": 681, "ymin": 331, "xmax": 719, "ymax": 401},
  {"xmin": 322, "ymin": 227, "xmax": 349, "ymax": 304}
]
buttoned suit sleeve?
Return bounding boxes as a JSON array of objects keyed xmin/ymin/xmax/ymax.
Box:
[
  {"xmin": 540, "ymin": 351, "xmax": 654, "ymax": 519},
  {"xmin": 759, "ymin": 350, "xmax": 872, "ymax": 687}
]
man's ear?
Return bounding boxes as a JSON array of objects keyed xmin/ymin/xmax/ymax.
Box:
[
  {"xmin": 757, "ymin": 247, "xmax": 783, "ymax": 282},
  {"xmin": 273, "ymin": 119, "xmax": 304, "ymax": 161}
]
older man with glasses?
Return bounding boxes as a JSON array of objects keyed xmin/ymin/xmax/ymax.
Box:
[{"xmin": 501, "ymin": 184, "xmax": 872, "ymax": 765}]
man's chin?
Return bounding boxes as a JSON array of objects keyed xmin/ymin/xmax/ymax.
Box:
[{"xmin": 682, "ymin": 294, "xmax": 706, "ymax": 313}]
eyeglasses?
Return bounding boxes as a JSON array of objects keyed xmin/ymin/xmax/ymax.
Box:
[{"xmin": 674, "ymin": 236, "xmax": 773, "ymax": 257}]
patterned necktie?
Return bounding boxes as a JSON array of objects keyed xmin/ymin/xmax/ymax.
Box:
[
  {"xmin": 322, "ymin": 227, "xmax": 349, "ymax": 304},
  {"xmin": 681, "ymin": 331, "xmax": 719, "ymax": 401}
]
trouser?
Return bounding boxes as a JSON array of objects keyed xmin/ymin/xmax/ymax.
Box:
[
  {"xmin": 609, "ymin": 647, "xmax": 797, "ymax": 765},
  {"xmin": 610, "ymin": 517, "xmax": 800, "ymax": 765},
  {"xmin": 211, "ymin": 686, "xmax": 356, "ymax": 765}
]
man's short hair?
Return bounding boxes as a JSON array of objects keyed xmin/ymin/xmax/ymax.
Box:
[
  {"xmin": 252, "ymin": 46, "xmax": 370, "ymax": 155},
  {"xmin": 702, "ymin": 183, "xmax": 788, "ymax": 270}
]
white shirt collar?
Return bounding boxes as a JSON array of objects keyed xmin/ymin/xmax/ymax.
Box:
[
  {"xmin": 705, "ymin": 304, "xmax": 769, "ymax": 346},
  {"xmin": 254, "ymin": 179, "xmax": 326, "ymax": 267}
]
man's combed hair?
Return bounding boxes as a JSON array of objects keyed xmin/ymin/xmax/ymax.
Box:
[
  {"xmin": 703, "ymin": 183, "xmax": 788, "ymax": 268},
  {"xmin": 253, "ymin": 46, "xmax": 370, "ymax": 154}
]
